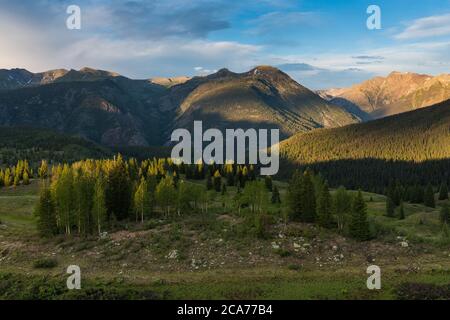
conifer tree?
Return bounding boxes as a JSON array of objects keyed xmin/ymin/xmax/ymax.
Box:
[
  {"xmin": 271, "ymin": 185, "xmax": 281, "ymax": 204},
  {"xmin": 349, "ymin": 191, "xmax": 370, "ymax": 241},
  {"xmin": 206, "ymin": 173, "xmax": 213, "ymax": 190},
  {"xmin": 440, "ymin": 204, "xmax": 450, "ymax": 225},
  {"xmin": 105, "ymin": 155, "xmax": 132, "ymax": 220},
  {"xmin": 317, "ymin": 182, "xmax": 333, "ymax": 228},
  {"xmin": 34, "ymin": 184, "xmax": 58, "ymax": 237},
  {"xmin": 221, "ymin": 183, "xmax": 227, "ymax": 195},
  {"xmin": 424, "ymin": 184, "xmax": 435, "ymax": 208},
  {"xmin": 264, "ymin": 176, "xmax": 273, "ymax": 191},
  {"xmin": 301, "ymin": 170, "xmax": 316, "ymax": 222},
  {"xmin": 386, "ymin": 196, "xmax": 395, "ymax": 217},
  {"xmin": 438, "ymin": 182, "xmax": 449, "ymax": 200},
  {"xmin": 287, "ymin": 170, "xmax": 303, "ymax": 221},
  {"xmin": 213, "ymin": 170, "xmax": 222, "ymax": 192},
  {"xmin": 398, "ymin": 201, "xmax": 405, "ymax": 220}
]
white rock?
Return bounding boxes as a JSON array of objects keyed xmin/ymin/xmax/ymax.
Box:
[
  {"xmin": 167, "ymin": 249, "xmax": 178, "ymax": 259},
  {"xmin": 400, "ymin": 241, "xmax": 409, "ymax": 248}
]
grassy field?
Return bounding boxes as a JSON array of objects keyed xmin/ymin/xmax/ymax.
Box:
[{"xmin": 0, "ymin": 180, "xmax": 449, "ymax": 300}]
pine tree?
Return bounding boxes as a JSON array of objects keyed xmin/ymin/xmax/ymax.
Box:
[
  {"xmin": 438, "ymin": 182, "xmax": 449, "ymax": 200},
  {"xmin": 213, "ymin": 170, "xmax": 222, "ymax": 192},
  {"xmin": 105, "ymin": 155, "xmax": 132, "ymax": 220},
  {"xmin": 287, "ymin": 170, "xmax": 303, "ymax": 221},
  {"xmin": 349, "ymin": 191, "xmax": 370, "ymax": 241},
  {"xmin": 386, "ymin": 196, "xmax": 395, "ymax": 218},
  {"xmin": 440, "ymin": 204, "xmax": 450, "ymax": 225},
  {"xmin": 317, "ymin": 182, "xmax": 333, "ymax": 228},
  {"xmin": 301, "ymin": 170, "xmax": 316, "ymax": 222},
  {"xmin": 271, "ymin": 185, "xmax": 281, "ymax": 204},
  {"xmin": 424, "ymin": 184, "xmax": 435, "ymax": 208},
  {"xmin": 264, "ymin": 176, "xmax": 273, "ymax": 191},
  {"xmin": 398, "ymin": 201, "xmax": 405, "ymax": 220},
  {"xmin": 34, "ymin": 184, "xmax": 58, "ymax": 237},
  {"xmin": 221, "ymin": 183, "xmax": 227, "ymax": 195},
  {"xmin": 206, "ymin": 173, "xmax": 213, "ymax": 190}
]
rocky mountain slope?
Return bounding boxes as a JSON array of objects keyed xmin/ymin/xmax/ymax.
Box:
[
  {"xmin": 164, "ymin": 66, "xmax": 360, "ymax": 140},
  {"xmin": 321, "ymin": 72, "xmax": 450, "ymax": 119},
  {"xmin": 0, "ymin": 66, "xmax": 361, "ymax": 146}
]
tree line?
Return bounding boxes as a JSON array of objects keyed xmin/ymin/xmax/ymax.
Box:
[
  {"xmin": 286, "ymin": 169, "xmax": 370, "ymax": 241},
  {"xmin": 33, "ymin": 155, "xmax": 280, "ymax": 238}
]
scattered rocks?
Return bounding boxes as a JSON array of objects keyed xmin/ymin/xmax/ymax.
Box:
[
  {"xmin": 400, "ymin": 241, "xmax": 409, "ymax": 248},
  {"xmin": 166, "ymin": 249, "xmax": 178, "ymax": 260}
]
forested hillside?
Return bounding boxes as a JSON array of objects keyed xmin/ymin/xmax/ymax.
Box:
[
  {"xmin": 280, "ymin": 99, "xmax": 450, "ymax": 191},
  {"xmin": 0, "ymin": 126, "xmax": 110, "ymax": 166}
]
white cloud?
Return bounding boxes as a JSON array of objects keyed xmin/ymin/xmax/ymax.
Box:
[{"xmin": 395, "ymin": 13, "xmax": 450, "ymax": 40}]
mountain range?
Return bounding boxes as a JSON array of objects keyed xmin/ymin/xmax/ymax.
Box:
[
  {"xmin": 1, "ymin": 66, "xmax": 449, "ymax": 153},
  {"xmin": 319, "ymin": 71, "xmax": 450, "ymax": 119},
  {"xmin": 0, "ymin": 66, "xmax": 361, "ymax": 146}
]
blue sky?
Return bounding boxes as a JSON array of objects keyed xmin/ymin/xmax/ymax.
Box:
[{"xmin": 0, "ymin": 0, "xmax": 449, "ymax": 89}]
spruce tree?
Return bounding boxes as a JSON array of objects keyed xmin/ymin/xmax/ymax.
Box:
[
  {"xmin": 206, "ymin": 173, "xmax": 213, "ymax": 190},
  {"xmin": 424, "ymin": 184, "xmax": 435, "ymax": 208},
  {"xmin": 440, "ymin": 204, "xmax": 450, "ymax": 225},
  {"xmin": 213, "ymin": 170, "xmax": 222, "ymax": 192},
  {"xmin": 317, "ymin": 182, "xmax": 333, "ymax": 228},
  {"xmin": 301, "ymin": 170, "xmax": 316, "ymax": 222},
  {"xmin": 438, "ymin": 182, "xmax": 449, "ymax": 200},
  {"xmin": 398, "ymin": 201, "xmax": 405, "ymax": 220},
  {"xmin": 221, "ymin": 183, "xmax": 227, "ymax": 195},
  {"xmin": 34, "ymin": 184, "xmax": 58, "ymax": 237},
  {"xmin": 271, "ymin": 185, "xmax": 281, "ymax": 204},
  {"xmin": 264, "ymin": 176, "xmax": 273, "ymax": 191},
  {"xmin": 287, "ymin": 170, "xmax": 303, "ymax": 221},
  {"xmin": 105, "ymin": 155, "xmax": 132, "ymax": 221},
  {"xmin": 386, "ymin": 196, "xmax": 395, "ymax": 218},
  {"xmin": 349, "ymin": 191, "xmax": 370, "ymax": 241}
]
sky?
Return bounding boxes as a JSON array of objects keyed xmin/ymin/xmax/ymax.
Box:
[{"xmin": 0, "ymin": 0, "xmax": 449, "ymax": 89}]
